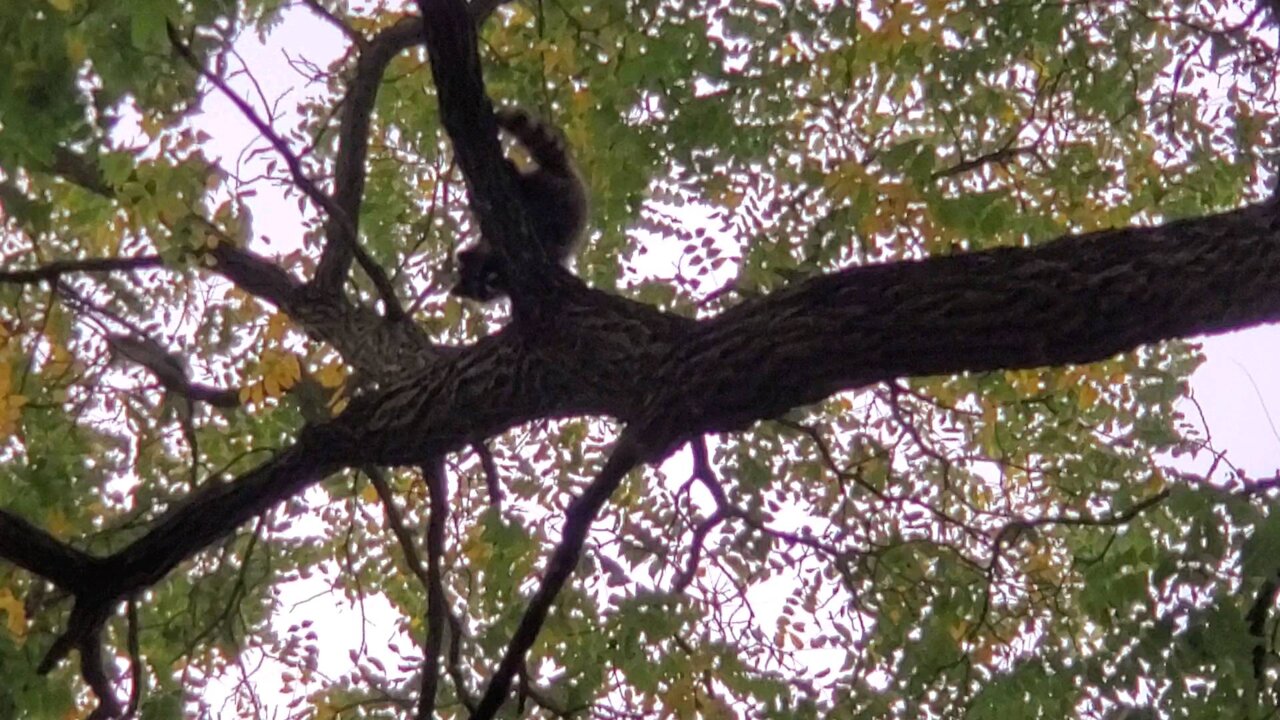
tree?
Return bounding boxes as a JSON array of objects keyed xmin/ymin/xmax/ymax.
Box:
[{"xmin": 1, "ymin": 0, "xmax": 1279, "ymax": 717}]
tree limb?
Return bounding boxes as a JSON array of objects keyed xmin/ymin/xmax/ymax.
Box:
[
  {"xmin": 0, "ymin": 256, "xmax": 163, "ymax": 284},
  {"xmin": 0, "ymin": 509, "xmax": 99, "ymax": 592},
  {"xmin": 106, "ymin": 333, "xmax": 240, "ymax": 408},
  {"xmin": 472, "ymin": 431, "xmax": 648, "ymax": 719},
  {"xmin": 416, "ymin": 456, "xmax": 449, "ymax": 719}
]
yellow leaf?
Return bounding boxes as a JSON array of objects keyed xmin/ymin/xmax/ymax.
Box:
[
  {"xmin": 328, "ymin": 395, "xmax": 349, "ymax": 416},
  {"xmin": 1077, "ymin": 383, "xmax": 1100, "ymax": 410},
  {"xmin": 265, "ymin": 313, "xmax": 291, "ymax": 342},
  {"xmin": 824, "ymin": 160, "xmax": 867, "ymax": 203},
  {"xmin": 312, "ymin": 699, "xmax": 338, "ymax": 720},
  {"xmin": 361, "ymin": 482, "xmax": 379, "ymax": 504},
  {"xmin": 0, "ymin": 589, "xmax": 26, "ymax": 638},
  {"xmin": 47, "ymin": 0, "xmax": 74, "ymax": 12},
  {"xmin": 1146, "ymin": 468, "xmax": 1166, "ymax": 493},
  {"xmin": 285, "ymin": 354, "xmax": 302, "ymax": 382},
  {"xmin": 0, "ymin": 394, "xmax": 26, "ymax": 438},
  {"xmin": 313, "ymin": 363, "xmax": 347, "ymax": 389},
  {"xmin": 45, "ymin": 510, "xmax": 70, "ymax": 538},
  {"xmin": 65, "ymin": 34, "xmax": 87, "ymax": 63},
  {"xmin": 505, "ymin": 2, "xmax": 533, "ymax": 25},
  {"xmin": 44, "ymin": 343, "xmax": 73, "ymax": 378}
]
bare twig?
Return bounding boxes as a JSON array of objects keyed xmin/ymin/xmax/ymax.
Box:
[
  {"xmin": 297, "ymin": 0, "xmax": 364, "ymax": 46},
  {"xmin": 366, "ymin": 467, "xmax": 431, "ymax": 591}
]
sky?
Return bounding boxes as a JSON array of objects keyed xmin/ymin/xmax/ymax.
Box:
[{"xmin": 1182, "ymin": 325, "xmax": 1280, "ymax": 478}]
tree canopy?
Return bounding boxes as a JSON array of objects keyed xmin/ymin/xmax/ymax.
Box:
[{"xmin": 2, "ymin": 0, "xmax": 1280, "ymax": 718}]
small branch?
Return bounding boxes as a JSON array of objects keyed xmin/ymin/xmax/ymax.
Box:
[
  {"xmin": 206, "ymin": 242, "xmax": 301, "ymax": 309},
  {"xmin": 1247, "ymin": 571, "xmax": 1280, "ymax": 685},
  {"xmin": 366, "ymin": 463, "xmax": 463, "ymax": 715},
  {"xmin": 445, "ymin": 607, "xmax": 477, "ymax": 712},
  {"xmin": 38, "ymin": 599, "xmax": 119, "ymax": 717},
  {"xmin": 416, "ymin": 457, "xmax": 449, "ymax": 719},
  {"xmin": 471, "ymin": 431, "xmax": 646, "ymax": 719},
  {"xmin": 107, "ymin": 334, "xmax": 240, "ymax": 408},
  {"xmin": 165, "ymin": 21, "xmax": 404, "ymax": 319},
  {"xmin": 474, "ymin": 440, "xmax": 503, "ymax": 507},
  {"xmin": 932, "ymin": 143, "xmax": 1035, "ymax": 181},
  {"xmin": 987, "ymin": 490, "xmax": 1173, "ymax": 574},
  {"xmin": 671, "ymin": 510, "xmax": 725, "ymax": 593},
  {"xmin": 315, "ymin": 16, "xmax": 423, "ymax": 301},
  {"xmin": 0, "ymin": 256, "xmax": 163, "ymax": 284},
  {"xmin": 123, "ymin": 598, "xmax": 143, "ymax": 719},
  {"xmin": 691, "ymin": 437, "xmax": 859, "ymax": 566},
  {"xmin": 49, "ymin": 147, "xmax": 114, "ymax": 198},
  {"xmin": 367, "ymin": 467, "xmax": 431, "ymax": 591}
]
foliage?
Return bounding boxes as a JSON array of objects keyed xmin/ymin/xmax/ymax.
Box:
[{"xmin": 0, "ymin": 0, "xmax": 1279, "ymax": 718}]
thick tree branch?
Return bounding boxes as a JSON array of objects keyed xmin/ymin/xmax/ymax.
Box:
[
  {"xmin": 4, "ymin": 144, "xmax": 435, "ymax": 383},
  {"xmin": 312, "ymin": 3, "xmax": 512, "ymax": 290},
  {"xmin": 474, "ymin": 440, "xmax": 503, "ymax": 507},
  {"xmin": 415, "ymin": 0, "xmax": 572, "ymax": 316},
  {"xmin": 661, "ymin": 199, "xmax": 1280, "ymax": 437},
  {"xmin": 0, "ymin": 509, "xmax": 99, "ymax": 591},
  {"xmin": 7, "ymin": 192, "xmax": 1280, "ymax": 713},
  {"xmin": 8, "ymin": 3, "xmax": 1280, "ymax": 712}
]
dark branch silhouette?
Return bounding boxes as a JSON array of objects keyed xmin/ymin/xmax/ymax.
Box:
[{"xmin": 0, "ymin": 256, "xmax": 163, "ymax": 284}]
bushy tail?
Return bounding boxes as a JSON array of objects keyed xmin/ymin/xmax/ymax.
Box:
[{"xmin": 495, "ymin": 108, "xmax": 575, "ymax": 176}]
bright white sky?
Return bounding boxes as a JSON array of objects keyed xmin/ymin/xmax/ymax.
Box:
[
  {"xmin": 173, "ymin": 6, "xmax": 1280, "ymax": 714},
  {"xmin": 1184, "ymin": 326, "xmax": 1280, "ymax": 478}
]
